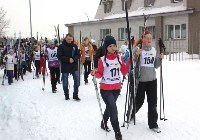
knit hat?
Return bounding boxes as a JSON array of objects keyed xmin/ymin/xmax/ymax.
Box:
[
  {"xmin": 8, "ymin": 49, "xmax": 14, "ymax": 54},
  {"xmin": 103, "ymin": 36, "xmax": 116, "ymax": 50},
  {"xmin": 91, "ymin": 39, "xmax": 95, "ymax": 44}
]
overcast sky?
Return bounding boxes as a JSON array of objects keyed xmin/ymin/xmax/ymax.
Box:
[{"xmin": 1, "ymin": 0, "xmax": 100, "ymax": 39}]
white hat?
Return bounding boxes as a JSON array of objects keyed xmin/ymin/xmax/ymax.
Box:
[
  {"xmin": 91, "ymin": 39, "xmax": 95, "ymax": 43},
  {"xmin": 48, "ymin": 40, "xmax": 54, "ymax": 45}
]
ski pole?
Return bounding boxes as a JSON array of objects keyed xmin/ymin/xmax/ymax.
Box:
[
  {"xmin": 92, "ymin": 76, "xmax": 107, "ymax": 135},
  {"xmin": 159, "ymin": 38, "xmax": 167, "ymax": 121}
]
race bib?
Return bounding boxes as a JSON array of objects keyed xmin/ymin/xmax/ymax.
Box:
[{"xmin": 140, "ymin": 47, "xmax": 156, "ymax": 67}]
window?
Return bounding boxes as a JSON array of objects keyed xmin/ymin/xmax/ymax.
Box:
[
  {"xmin": 181, "ymin": 24, "xmax": 186, "ymax": 39},
  {"xmin": 139, "ymin": 26, "xmax": 156, "ymax": 39},
  {"xmin": 121, "ymin": 0, "xmax": 132, "ymax": 11},
  {"xmin": 166, "ymin": 24, "xmax": 186, "ymax": 39},
  {"xmin": 171, "ymin": 0, "xmax": 183, "ymax": 3},
  {"xmin": 145, "ymin": 0, "xmax": 155, "ymax": 7},
  {"xmin": 102, "ymin": 0, "xmax": 113, "ymax": 13},
  {"xmin": 175, "ymin": 25, "xmax": 180, "ymax": 39},
  {"xmin": 168, "ymin": 25, "xmax": 174, "ymax": 39},
  {"xmin": 118, "ymin": 28, "xmax": 127, "ymax": 40},
  {"xmin": 100, "ymin": 29, "xmax": 111, "ymax": 40}
]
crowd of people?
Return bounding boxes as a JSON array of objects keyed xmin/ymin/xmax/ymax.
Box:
[{"xmin": 0, "ymin": 31, "xmax": 164, "ymax": 140}]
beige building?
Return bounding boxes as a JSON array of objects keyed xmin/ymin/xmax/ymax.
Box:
[{"xmin": 65, "ymin": 0, "xmax": 200, "ymax": 54}]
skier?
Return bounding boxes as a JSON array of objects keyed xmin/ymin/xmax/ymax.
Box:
[
  {"xmin": 80, "ymin": 37, "xmax": 93, "ymax": 84},
  {"xmin": 119, "ymin": 39, "xmax": 130, "ymax": 81},
  {"xmin": 13, "ymin": 47, "xmax": 18, "ymax": 80},
  {"xmin": 91, "ymin": 36, "xmax": 130, "ymax": 140},
  {"xmin": 32, "ymin": 45, "xmax": 40, "ymax": 78},
  {"xmin": 132, "ymin": 31, "xmax": 164, "ymax": 133},
  {"xmin": 20, "ymin": 50, "xmax": 27, "ymax": 75},
  {"xmin": 91, "ymin": 39, "xmax": 97, "ymax": 68},
  {"xmin": 57, "ymin": 33, "xmax": 80, "ymax": 100},
  {"xmin": 45, "ymin": 41, "xmax": 60, "ymax": 93},
  {"xmin": 3, "ymin": 49, "xmax": 16, "ymax": 85}
]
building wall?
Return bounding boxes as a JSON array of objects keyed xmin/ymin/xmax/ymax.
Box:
[
  {"xmin": 95, "ymin": 0, "xmax": 187, "ymax": 19},
  {"xmin": 163, "ymin": 14, "xmax": 189, "ymax": 52},
  {"xmin": 153, "ymin": 0, "xmax": 187, "ymax": 8},
  {"xmin": 68, "ymin": 26, "xmax": 74, "ymax": 36},
  {"xmin": 73, "ymin": 17, "xmax": 156, "ymax": 49},
  {"xmin": 187, "ymin": 0, "xmax": 200, "ymax": 54}
]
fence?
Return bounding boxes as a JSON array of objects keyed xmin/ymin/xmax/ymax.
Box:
[{"xmin": 163, "ymin": 31, "xmax": 200, "ymax": 61}]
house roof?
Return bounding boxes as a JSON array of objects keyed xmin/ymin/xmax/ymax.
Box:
[{"xmin": 65, "ymin": 5, "xmax": 194, "ymax": 27}]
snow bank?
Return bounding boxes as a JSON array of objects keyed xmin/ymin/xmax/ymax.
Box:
[{"xmin": 0, "ymin": 59, "xmax": 200, "ymax": 140}]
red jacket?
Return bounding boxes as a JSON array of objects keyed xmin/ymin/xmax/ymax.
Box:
[{"xmin": 96, "ymin": 53, "xmax": 130, "ymax": 90}]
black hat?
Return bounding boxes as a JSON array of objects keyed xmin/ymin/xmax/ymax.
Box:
[{"xmin": 103, "ymin": 36, "xmax": 116, "ymax": 50}]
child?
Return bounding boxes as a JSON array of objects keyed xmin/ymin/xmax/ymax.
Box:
[
  {"xmin": 32, "ymin": 45, "xmax": 40, "ymax": 78},
  {"xmin": 133, "ymin": 31, "xmax": 164, "ymax": 133},
  {"xmin": 45, "ymin": 41, "xmax": 60, "ymax": 93},
  {"xmin": 3, "ymin": 49, "xmax": 16, "ymax": 85},
  {"xmin": 91, "ymin": 36, "xmax": 129, "ymax": 140}
]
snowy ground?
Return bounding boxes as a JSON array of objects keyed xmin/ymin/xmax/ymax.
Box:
[{"xmin": 0, "ymin": 59, "xmax": 200, "ymax": 140}]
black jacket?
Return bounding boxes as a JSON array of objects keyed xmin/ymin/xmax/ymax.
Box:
[
  {"xmin": 57, "ymin": 40, "xmax": 80, "ymax": 73},
  {"xmin": 94, "ymin": 46, "xmax": 105, "ymax": 69}
]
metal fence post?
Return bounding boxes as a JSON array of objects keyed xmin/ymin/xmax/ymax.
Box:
[
  {"xmin": 179, "ymin": 40, "xmax": 181, "ymax": 61},
  {"xmin": 182, "ymin": 39, "xmax": 184, "ymax": 61},
  {"xmin": 169, "ymin": 38, "xmax": 171, "ymax": 61},
  {"xmin": 173, "ymin": 40, "xmax": 174, "ymax": 61}
]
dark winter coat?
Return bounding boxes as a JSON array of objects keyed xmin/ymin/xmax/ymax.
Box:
[
  {"xmin": 57, "ymin": 39, "xmax": 80, "ymax": 73},
  {"xmin": 94, "ymin": 46, "xmax": 105, "ymax": 69}
]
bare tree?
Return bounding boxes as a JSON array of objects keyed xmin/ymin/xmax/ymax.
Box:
[{"xmin": 0, "ymin": 7, "xmax": 10, "ymax": 37}]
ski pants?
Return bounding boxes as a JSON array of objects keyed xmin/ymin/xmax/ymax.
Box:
[
  {"xmin": 135, "ymin": 79, "xmax": 158, "ymax": 129},
  {"xmin": 49, "ymin": 67, "xmax": 60, "ymax": 90},
  {"xmin": 26, "ymin": 60, "xmax": 32, "ymax": 72},
  {"xmin": 7, "ymin": 70, "xmax": 13, "ymax": 84},
  {"xmin": 83, "ymin": 60, "xmax": 91, "ymax": 82},
  {"xmin": 21, "ymin": 61, "xmax": 27, "ymax": 74},
  {"xmin": 34, "ymin": 60, "xmax": 40, "ymax": 76},
  {"xmin": 100, "ymin": 89, "xmax": 120, "ymax": 133},
  {"xmin": 62, "ymin": 71, "xmax": 79, "ymax": 97},
  {"xmin": 14, "ymin": 64, "xmax": 17, "ymax": 79}
]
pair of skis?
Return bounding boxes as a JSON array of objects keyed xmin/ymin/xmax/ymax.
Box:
[
  {"xmin": 54, "ymin": 24, "xmax": 61, "ymax": 44},
  {"xmin": 122, "ymin": 0, "xmax": 138, "ymax": 128},
  {"xmin": 31, "ymin": 61, "xmax": 36, "ymax": 79},
  {"xmin": 2, "ymin": 67, "xmax": 7, "ymax": 85}
]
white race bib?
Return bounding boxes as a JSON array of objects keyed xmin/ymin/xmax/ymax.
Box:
[
  {"xmin": 140, "ymin": 47, "xmax": 156, "ymax": 67},
  {"xmin": 6, "ymin": 55, "xmax": 14, "ymax": 64},
  {"xmin": 100, "ymin": 56, "xmax": 122, "ymax": 84},
  {"xmin": 47, "ymin": 48, "xmax": 58, "ymax": 61},
  {"xmin": 21, "ymin": 53, "xmax": 26, "ymax": 61},
  {"xmin": 35, "ymin": 51, "xmax": 40, "ymax": 60}
]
